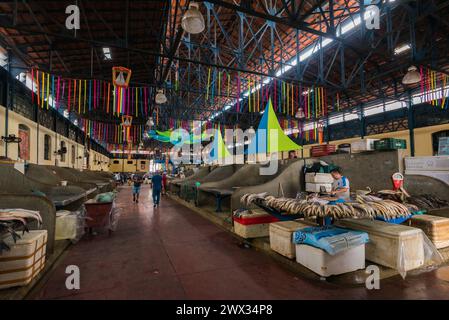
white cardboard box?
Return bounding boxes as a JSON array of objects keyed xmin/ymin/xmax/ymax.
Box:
[
  {"xmin": 306, "ymin": 183, "xmax": 333, "ymax": 193},
  {"xmin": 295, "ymin": 244, "xmax": 365, "ymax": 277},
  {"xmin": 351, "ymin": 139, "xmax": 378, "ymax": 153},
  {"xmin": 305, "ymin": 173, "xmax": 334, "ymax": 184}
]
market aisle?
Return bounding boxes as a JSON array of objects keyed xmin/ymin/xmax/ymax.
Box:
[{"xmin": 33, "ymin": 186, "xmax": 449, "ymax": 300}]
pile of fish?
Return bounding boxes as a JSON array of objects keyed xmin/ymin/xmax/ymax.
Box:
[
  {"xmin": 241, "ymin": 193, "xmax": 416, "ymax": 220},
  {"xmin": 0, "ymin": 209, "xmax": 42, "ymax": 253},
  {"xmin": 373, "ymin": 189, "xmax": 449, "ymax": 210},
  {"xmin": 406, "ymin": 194, "xmax": 449, "ymax": 210}
]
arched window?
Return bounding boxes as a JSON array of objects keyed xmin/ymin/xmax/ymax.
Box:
[
  {"xmin": 433, "ymin": 130, "xmax": 449, "ymax": 155},
  {"xmin": 71, "ymin": 145, "xmax": 76, "ymax": 165},
  {"xmin": 44, "ymin": 134, "xmax": 52, "ymax": 160},
  {"xmin": 18, "ymin": 124, "xmax": 30, "ymax": 160},
  {"xmin": 60, "ymin": 141, "xmax": 66, "ymax": 162}
]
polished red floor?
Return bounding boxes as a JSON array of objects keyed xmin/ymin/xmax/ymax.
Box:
[{"xmin": 33, "ymin": 185, "xmax": 449, "ymax": 300}]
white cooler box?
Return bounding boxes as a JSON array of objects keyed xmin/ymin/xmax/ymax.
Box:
[
  {"xmin": 305, "ymin": 173, "xmax": 334, "ymax": 184},
  {"xmin": 295, "ymin": 244, "xmax": 365, "ymax": 277},
  {"xmin": 0, "ymin": 230, "xmax": 47, "ymax": 289},
  {"xmin": 306, "ymin": 183, "xmax": 332, "ymax": 193},
  {"xmin": 351, "ymin": 139, "xmax": 378, "ymax": 153}
]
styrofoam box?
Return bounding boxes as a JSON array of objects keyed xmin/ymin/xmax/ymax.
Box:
[
  {"xmin": 336, "ymin": 219, "xmax": 424, "ymax": 272},
  {"xmin": 350, "ymin": 139, "xmax": 379, "ymax": 153},
  {"xmin": 0, "ymin": 230, "xmax": 47, "ymax": 289},
  {"xmin": 234, "ymin": 221, "xmax": 271, "ymax": 239},
  {"xmin": 305, "ymin": 183, "xmax": 332, "ymax": 193},
  {"xmin": 233, "ymin": 211, "xmax": 277, "ymax": 239},
  {"xmin": 409, "ymin": 214, "xmax": 449, "ymax": 249},
  {"xmin": 305, "ymin": 173, "xmax": 334, "ymax": 184},
  {"xmin": 405, "ymin": 156, "xmax": 449, "ymax": 171},
  {"xmin": 269, "ymin": 220, "xmax": 316, "ymax": 259},
  {"xmin": 55, "ymin": 211, "xmax": 78, "ymax": 241},
  {"xmin": 295, "ymin": 244, "xmax": 365, "ymax": 277}
]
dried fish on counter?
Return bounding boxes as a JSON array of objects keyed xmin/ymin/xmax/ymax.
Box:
[
  {"xmin": 406, "ymin": 194, "xmax": 449, "ymax": 210},
  {"xmin": 240, "ymin": 193, "xmax": 414, "ymax": 220}
]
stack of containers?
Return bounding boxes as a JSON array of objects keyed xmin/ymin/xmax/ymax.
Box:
[
  {"xmin": 311, "ymin": 145, "xmax": 336, "ymax": 157},
  {"xmin": 350, "ymin": 139, "xmax": 379, "ymax": 153},
  {"xmin": 305, "ymin": 173, "xmax": 334, "ymax": 193},
  {"xmin": 374, "ymin": 138, "xmax": 407, "ymax": 150}
]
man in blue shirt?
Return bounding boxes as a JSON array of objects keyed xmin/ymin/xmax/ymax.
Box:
[
  {"xmin": 330, "ymin": 168, "xmax": 350, "ymax": 201},
  {"xmin": 151, "ymin": 171, "xmax": 163, "ymax": 208}
]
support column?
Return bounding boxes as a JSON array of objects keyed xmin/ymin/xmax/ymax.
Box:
[{"xmin": 408, "ymin": 91, "xmax": 415, "ymax": 157}]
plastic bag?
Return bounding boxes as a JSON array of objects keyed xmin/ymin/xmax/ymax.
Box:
[
  {"xmin": 108, "ymin": 202, "xmax": 122, "ymax": 232},
  {"xmin": 397, "ymin": 230, "xmax": 443, "ymax": 279},
  {"xmin": 55, "ymin": 207, "xmax": 86, "ymax": 243},
  {"xmin": 95, "ymin": 192, "xmax": 115, "ymax": 203}
]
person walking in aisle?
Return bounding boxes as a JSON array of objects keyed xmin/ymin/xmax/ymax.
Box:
[
  {"xmin": 132, "ymin": 174, "xmax": 143, "ymax": 203},
  {"xmin": 151, "ymin": 171, "xmax": 163, "ymax": 208}
]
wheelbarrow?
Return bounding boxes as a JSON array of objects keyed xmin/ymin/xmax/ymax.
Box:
[{"xmin": 84, "ymin": 200, "xmax": 114, "ymax": 236}]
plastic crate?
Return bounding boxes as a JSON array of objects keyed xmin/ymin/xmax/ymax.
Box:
[
  {"xmin": 311, "ymin": 145, "xmax": 336, "ymax": 157},
  {"xmin": 374, "ymin": 138, "xmax": 407, "ymax": 150}
]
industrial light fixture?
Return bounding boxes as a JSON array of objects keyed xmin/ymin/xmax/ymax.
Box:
[
  {"xmin": 394, "ymin": 43, "xmax": 411, "ymax": 55},
  {"xmin": 103, "ymin": 47, "xmax": 112, "ymax": 60},
  {"xmin": 295, "ymin": 108, "xmax": 305, "ymax": 119},
  {"xmin": 181, "ymin": 2, "xmax": 205, "ymax": 34},
  {"xmin": 402, "ymin": 65, "xmax": 421, "ymax": 85},
  {"xmin": 155, "ymin": 89, "xmax": 167, "ymax": 104}
]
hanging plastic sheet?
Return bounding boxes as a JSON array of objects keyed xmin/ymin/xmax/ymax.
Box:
[
  {"xmin": 55, "ymin": 208, "xmax": 86, "ymax": 244},
  {"xmin": 397, "ymin": 231, "xmax": 443, "ymax": 279}
]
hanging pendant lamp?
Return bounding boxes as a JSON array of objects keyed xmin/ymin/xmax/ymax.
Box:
[
  {"xmin": 181, "ymin": 2, "xmax": 205, "ymax": 34},
  {"xmin": 402, "ymin": 65, "xmax": 421, "ymax": 85},
  {"xmin": 155, "ymin": 89, "xmax": 167, "ymax": 104},
  {"xmin": 295, "ymin": 108, "xmax": 305, "ymax": 119}
]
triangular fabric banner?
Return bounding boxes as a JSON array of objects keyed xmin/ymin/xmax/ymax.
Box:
[
  {"xmin": 247, "ymin": 99, "xmax": 302, "ymax": 154},
  {"xmin": 209, "ymin": 126, "xmax": 231, "ymax": 160}
]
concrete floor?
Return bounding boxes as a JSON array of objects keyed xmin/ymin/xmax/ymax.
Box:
[{"xmin": 32, "ymin": 185, "xmax": 449, "ymax": 300}]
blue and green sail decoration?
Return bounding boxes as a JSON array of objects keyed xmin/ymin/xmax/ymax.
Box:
[
  {"xmin": 247, "ymin": 99, "xmax": 302, "ymax": 154},
  {"xmin": 209, "ymin": 125, "xmax": 232, "ymax": 161},
  {"xmin": 146, "ymin": 129, "xmax": 207, "ymax": 145}
]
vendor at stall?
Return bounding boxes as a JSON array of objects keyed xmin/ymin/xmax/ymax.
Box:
[{"xmin": 330, "ymin": 168, "xmax": 350, "ymax": 201}]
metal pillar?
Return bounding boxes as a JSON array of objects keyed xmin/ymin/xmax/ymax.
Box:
[{"xmin": 408, "ymin": 91, "xmax": 415, "ymax": 157}]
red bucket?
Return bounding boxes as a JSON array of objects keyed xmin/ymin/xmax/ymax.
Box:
[{"xmin": 392, "ymin": 172, "xmax": 404, "ymax": 191}]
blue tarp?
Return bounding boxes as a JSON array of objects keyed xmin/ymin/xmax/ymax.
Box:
[{"xmin": 293, "ymin": 226, "xmax": 369, "ymax": 255}]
